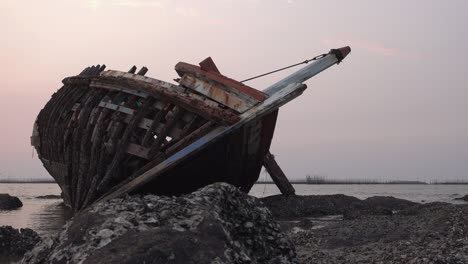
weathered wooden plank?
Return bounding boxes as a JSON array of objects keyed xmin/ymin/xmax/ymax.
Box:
[
  {"xmin": 126, "ymin": 143, "xmax": 150, "ymax": 159},
  {"xmin": 98, "ymin": 101, "xmax": 135, "ymax": 115},
  {"xmin": 179, "ymin": 75, "xmax": 257, "ymax": 113},
  {"xmin": 263, "ymin": 151, "xmax": 295, "ymax": 195},
  {"xmin": 199, "ymin": 57, "xmax": 221, "ymax": 74},
  {"xmin": 175, "ymin": 62, "xmax": 268, "ymax": 101},
  {"xmin": 96, "ymin": 82, "xmax": 306, "ymax": 203},
  {"xmin": 137, "ymin": 66, "xmax": 148, "ymax": 76},
  {"xmin": 90, "ymin": 81, "xmax": 149, "ymax": 98},
  {"xmin": 97, "ymin": 71, "xmax": 240, "ymax": 125}
]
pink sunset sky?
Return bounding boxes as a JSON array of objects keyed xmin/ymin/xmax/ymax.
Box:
[{"xmin": 1, "ymin": 0, "xmax": 467, "ymax": 181}]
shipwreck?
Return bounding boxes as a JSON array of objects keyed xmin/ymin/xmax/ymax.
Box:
[{"xmin": 31, "ymin": 46, "xmax": 351, "ymax": 211}]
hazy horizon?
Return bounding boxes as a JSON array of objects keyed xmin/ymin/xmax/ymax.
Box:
[{"xmin": 1, "ymin": 0, "xmax": 467, "ymax": 182}]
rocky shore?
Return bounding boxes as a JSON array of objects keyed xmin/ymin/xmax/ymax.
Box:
[
  {"xmin": 22, "ymin": 183, "xmax": 296, "ymax": 264},
  {"xmin": 0, "ymin": 226, "xmax": 40, "ymax": 263},
  {"xmin": 12, "ymin": 185, "xmax": 468, "ymax": 264},
  {"xmin": 260, "ymin": 194, "xmax": 418, "ymax": 220}
]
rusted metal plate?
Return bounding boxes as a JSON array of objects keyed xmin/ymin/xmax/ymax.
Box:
[
  {"xmin": 175, "ymin": 62, "xmax": 268, "ymax": 102},
  {"xmin": 179, "ymin": 75, "xmax": 257, "ymax": 113}
]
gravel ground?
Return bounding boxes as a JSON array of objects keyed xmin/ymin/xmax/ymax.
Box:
[{"xmin": 281, "ymin": 202, "xmax": 468, "ymax": 263}]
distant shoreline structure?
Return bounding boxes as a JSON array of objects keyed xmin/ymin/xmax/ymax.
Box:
[
  {"xmin": 1, "ymin": 178, "xmax": 467, "ymax": 185},
  {"xmin": 257, "ymin": 175, "xmax": 468, "ymax": 185},
  {"xmin": 256, "ymin": 181, "xmax": 468, "ymax": 185},
  {"xmin": 0, "ymin": 179, "xmax": 56, "ymax": 183}
]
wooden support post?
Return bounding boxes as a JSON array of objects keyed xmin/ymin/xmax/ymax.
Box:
[{"xmin": 263, "ymin": 151, "xmax": 295, "ymax": 195}]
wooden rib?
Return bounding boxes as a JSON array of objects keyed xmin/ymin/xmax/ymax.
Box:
[
  {"xmin": 127, "ymin": 120, "xmax": 214, "ymax": 181},
  {"xmin": 124, "ymin": 115, "xmax": 200, "ymax": 160},
  {"xmin": 159, "ymin": 114, "xmax": 200, "ymax": 151},
  {"xmin": 75, "ymin": 93, "xmax": 127, "ymax": 210},
  {"xmin": 81, "ymin": 107, "xmax": 114, "ymax": 208},
  {"xmin": 42, "ymin": 86, "xmax": 72, "ymax": 160},
  {"xmin": 61, "ymin": 86, "xmax": 94, "ymax": 206},
  {"xmin": 148, "ymin": 106, "xmax": 185, "ymax": 158},
  {"xmin": 96, "ymin": 97, "xmax": 156, "ymax": 192},
  {"xmin": 74, "ymin": 90, "xmax": 109, "ymax": 210},
  {"xmin": 141, "ymin": 103, "xmax": 173, "ymax": 147},
  {"xmin": 44, "ymin": 89, "xmax": 69, "ymax": 161},
  {"xmin": 82, "ymin": 93, "xmax": 136, "ymax": 207},
  {"xmin": 69, "ymin": 88, "xmax": 100, "ymax": 208}
]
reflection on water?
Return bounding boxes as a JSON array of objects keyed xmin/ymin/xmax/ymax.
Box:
[
  {"xmin": 0, "ymin": 183, "xmax": 72, "ymax": 237},
  {"xmin": 0, "ymin": 183, "xmax": 466, "ymax": 237}
]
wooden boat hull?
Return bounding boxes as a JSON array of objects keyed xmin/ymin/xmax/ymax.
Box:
[{"xmin": 32, "ymin": 62, "xmax": 274, "ymax": 211}]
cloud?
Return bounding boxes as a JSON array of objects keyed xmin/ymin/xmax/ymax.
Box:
[
  {"xmin": 322, "ymin": 38, "xmax": 399, "ymax": 57},
  {"xmin": 86, "ymin": 0, "xmax": 165, "ymax": 10},
  {"xmin": 175, "ymin": 7, "xmax": 201, "ymax": 17}
]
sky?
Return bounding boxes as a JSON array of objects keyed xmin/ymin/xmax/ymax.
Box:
[{"xmin": 1, "ymin": 0, "xmax": 467, "ymax": 182}]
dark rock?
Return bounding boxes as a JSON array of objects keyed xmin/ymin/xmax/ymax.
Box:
[
  {"xmin": 343, "ymin": 196, "xmax": 419, "ymax": 220},
  {"xmin": 362, "ymin": 196, "xmax": 418, "ymax": 210},
  {"xmin": 0, "ymin": 194, "xmax": 23, "ymax": 210},
  {"xmin": 35, "ymin": 195, "xmax": 61, "ymax": 199},
  {"xmin": 260, "ymin": 194, "xmax": 419, "ymax": 220},
  {"xmin": 0, "ymin": 226, "xmax": 40, "ymax": 258},
  {"xmin": 454, "ymin": 194, "xmax": 468, "ymax": 201},
  {"xmin": 23, "ymin": 183, "xmax": 296, "ymax": 264},
  {"xmin": 260, "ymin": 194, "xmax": 362, "ymax": 219}
]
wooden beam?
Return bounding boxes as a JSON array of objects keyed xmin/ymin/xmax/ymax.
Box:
[
  {"xmin": 179, "ymin": 75, "xmax": 258, "ymax": 113},
  {"xmin": 175, "ymin": 62, "xmax": 268, "ymax": 101},
  {"xmin": 263, "ymin": 151, "xmax": 295, "ymax": 195}
]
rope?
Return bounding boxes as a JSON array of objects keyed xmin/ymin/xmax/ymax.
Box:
[{"xmin": 241, "ymin": 53, "xmax": 327, "ymax": 83}]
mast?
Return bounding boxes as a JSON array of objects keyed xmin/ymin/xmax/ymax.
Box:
[{"xmin": 263, "ymin": 46, "xmax": 351, "ymax": 95}]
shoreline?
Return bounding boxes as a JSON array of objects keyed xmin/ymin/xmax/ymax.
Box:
[{"xmin": 1, "ymin": 186, "xmax": 467, "ymax": 263}]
